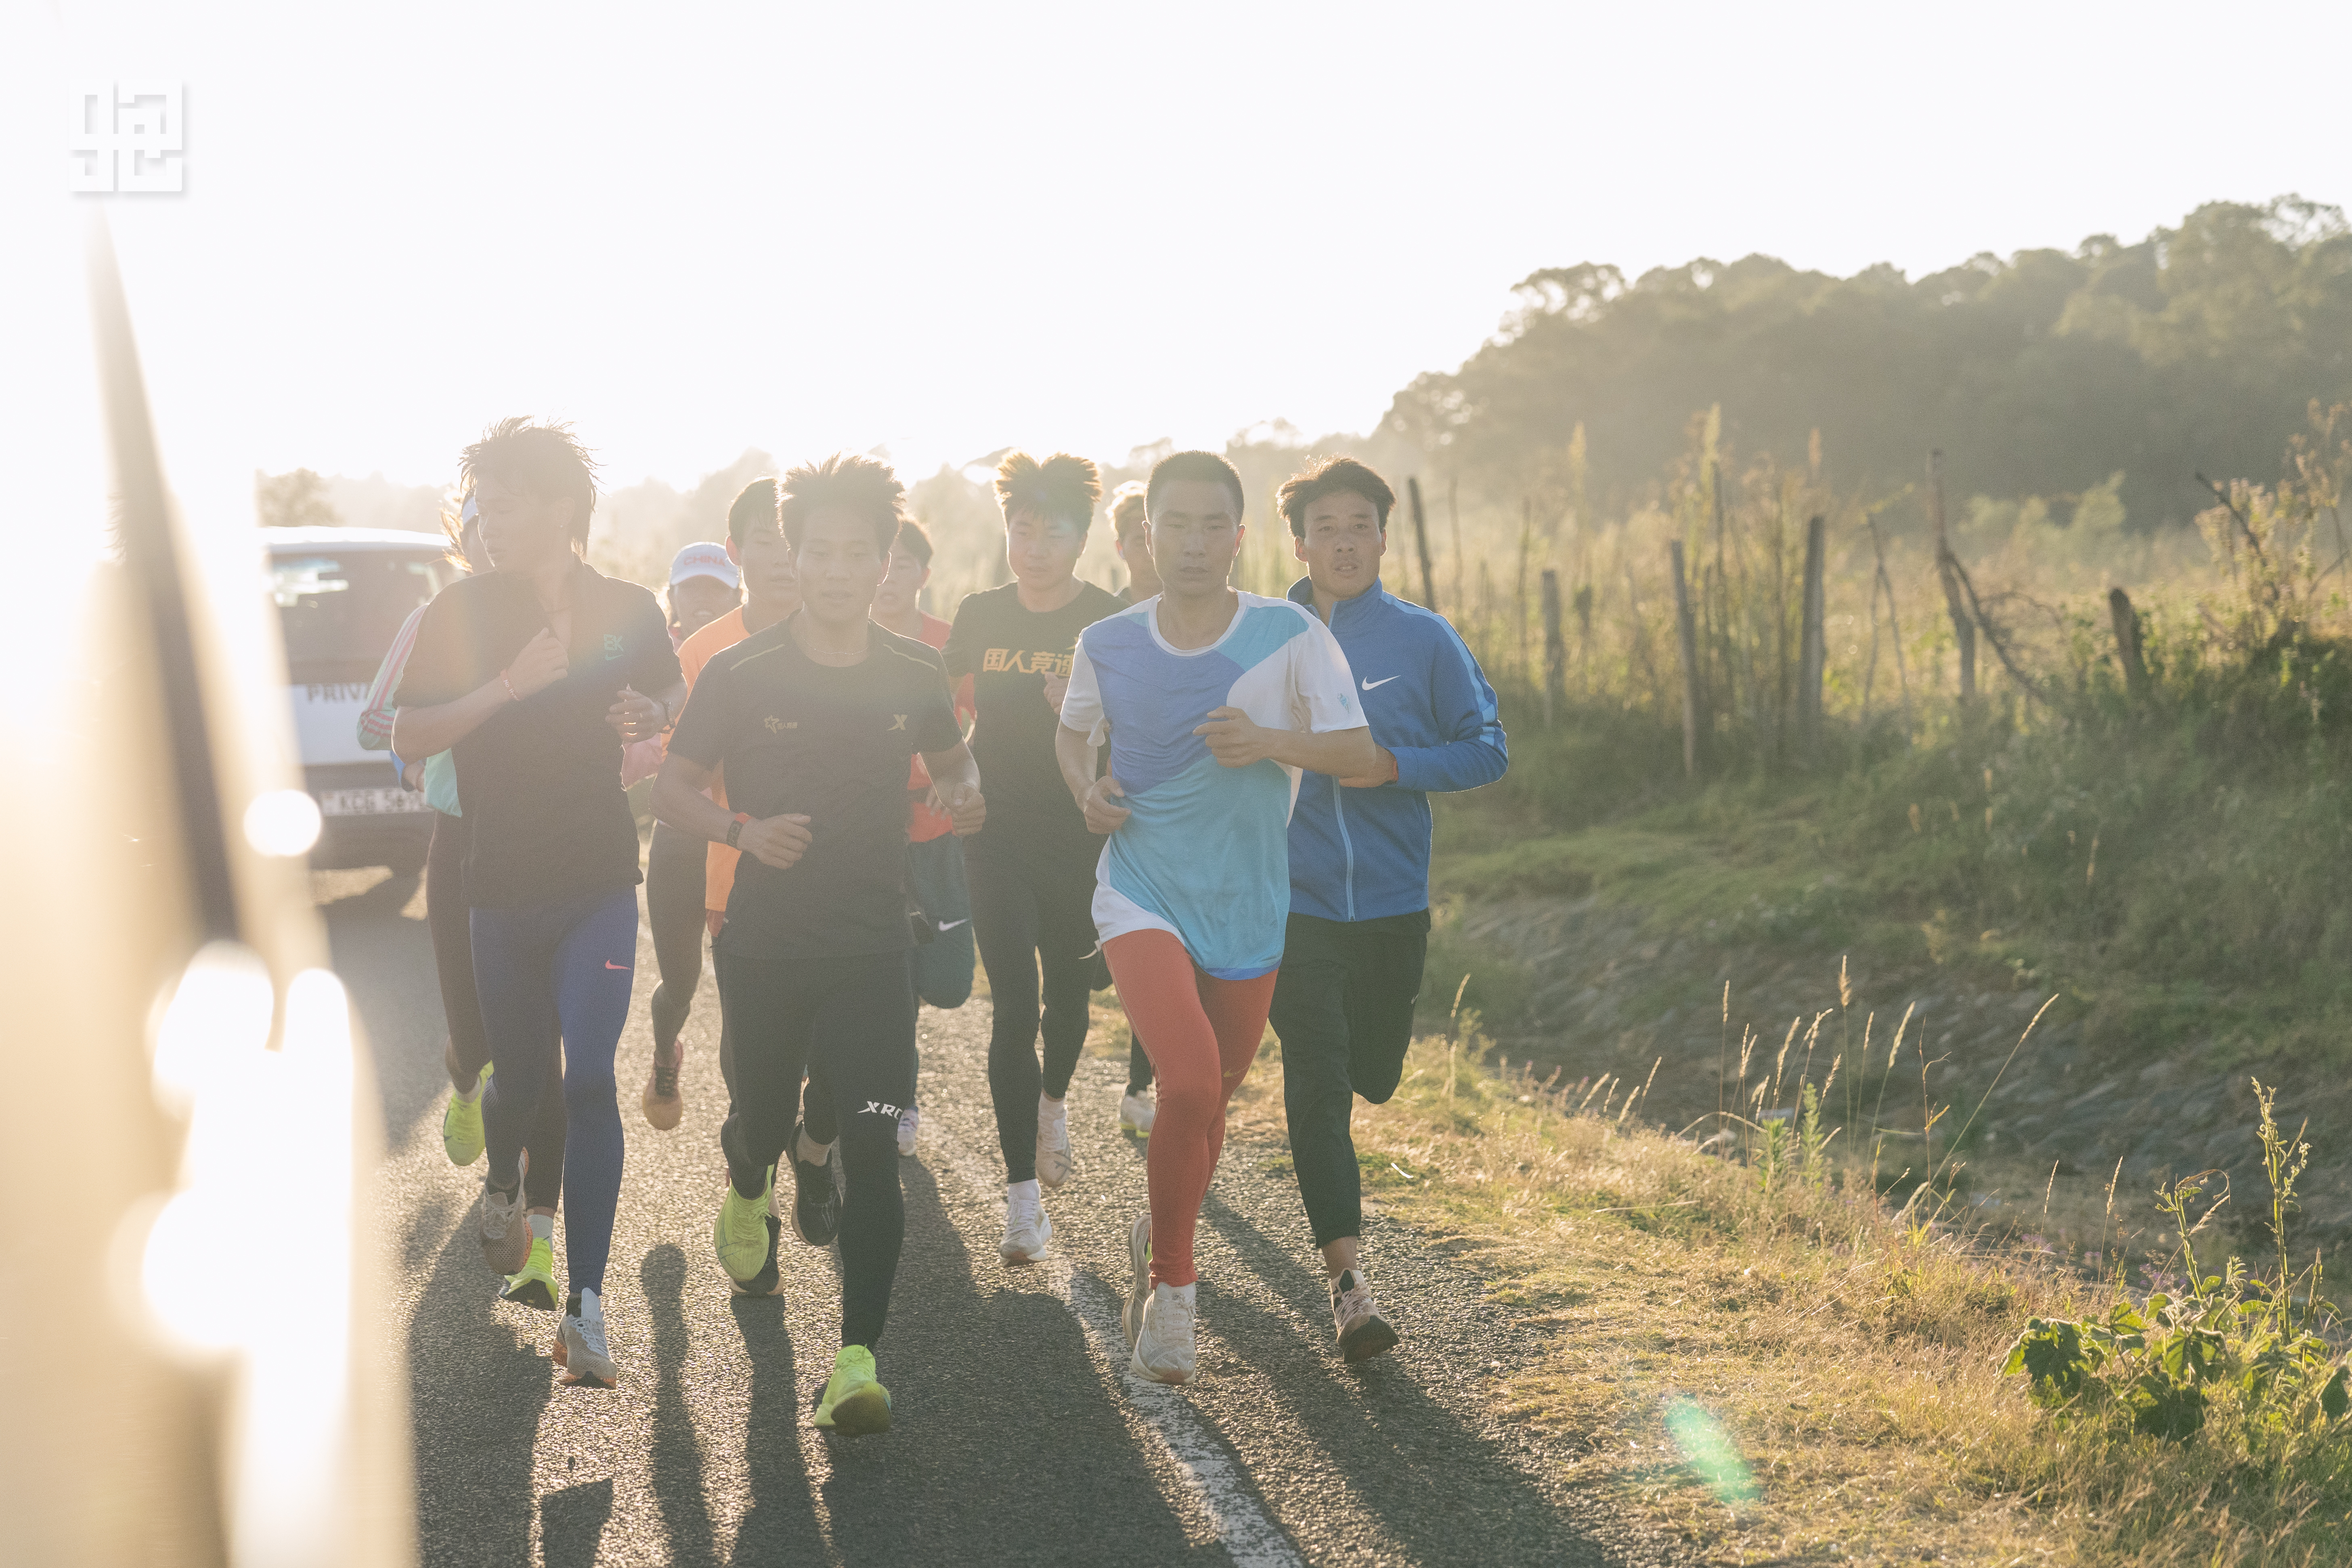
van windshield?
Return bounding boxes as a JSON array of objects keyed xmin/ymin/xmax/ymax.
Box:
[{"xmin": 270, "ymin": 550, "xmax": 455, "ymax": 669}]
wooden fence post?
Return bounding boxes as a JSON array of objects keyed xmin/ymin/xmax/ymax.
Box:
[
  {"xmin": 1670, "ymin": 540, "xmax": 1702, "ymax": 777},
  {"xmin": 1797, "ymin": 514, "xmax": 1827, "ymax": 756},
  {"xmin": 1929, "ymin": 450, "xmax": 1975, "ymax": 702},
  {"xmin": 1407, "ymin": 477, "xmax": 1440, "ymax": 610},
  {"xmin": 2109, "ymin": 587, "xmax": 2150, "ymax": 699},
  {"xmin": 1540, "ymin": 568, "xmax": 1565, "ymax": 726}
]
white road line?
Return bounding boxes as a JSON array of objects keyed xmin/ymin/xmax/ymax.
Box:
[{"xmin": 923, "ymin": 1125, "xmax": 1305, "ymax": 1568}]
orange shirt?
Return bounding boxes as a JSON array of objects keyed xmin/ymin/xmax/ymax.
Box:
[
  {"xmin": 675, "ymin": 606, "xmax": 753, "ymax": 913},
  {"xmin": 903, "ymin": 611, "xmax": 975, "ymax": 843}
]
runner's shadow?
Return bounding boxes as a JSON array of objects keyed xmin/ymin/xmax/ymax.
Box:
[
  {"xmin": 1195, "ymin": 1188, "xmax": 1616, "ymax": 1568},
  {"xmin": 407, "ymin": 1201, "xmax": 554, "ymax": 1568},
  {"xmin": 641, "ymin": 1245, "xmax": 720, "ymax": 1568},
  {"xmin": 809, "ymin": 1159, "xmax": 1204, "ymax": 1564},
  {"xmin": 727, "ymin": 1284, "xmax": 828, "ymax": 1563},
  {"xmin": 539, "ymin": 1478, "xmax": 613, "ymax": 1568}
]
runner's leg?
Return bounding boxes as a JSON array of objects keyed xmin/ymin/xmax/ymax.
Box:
[
  {"xmin": 428, "ymin": 811, "xmax": 489, "ymax": 1086},
  {"xmin": 811, "ymin": 954, "xmax": 918, "ymax": 1347},
  {"xmin": 1034, "ymin": 851, "xmax": 1097, "ymax": 1101},
  {"xmin": 968, "ymin": 845, "xmax": 1044, "ymax": 1182},
  {"xmin": 1268, "ymin": 913, "xmax": 1360, "ymax": 1249},
  {"xmin": 547, "ymin": 890, "xmax": 639, "ymax": 1300},
  {"xmin": 470, "ymin": 903, "xmax": 561, "ymax": 1273},
  {"xmin": 1345, "ymin": 910, "xmax": 1430, "ymax": 1107},
  {"xmin": 1108, "ymin": 929, "xmax": 1229, "ymax": 1287},
  {"xmin": 642, "ymin": 820, "xmax": 703, "ymax": 1124},
  {"xmin": 715, "ymin": 951, "xmax": 813, "ymax": 1200}
]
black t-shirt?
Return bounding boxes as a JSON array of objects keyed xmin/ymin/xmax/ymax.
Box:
[
  {"xmin": 669, "ymin": 615, "xmax": 961, "ymax": 958},
  {"xmin": 941, "ymin": 581, "xmax": 1122, "ymax": 856},
  {"xmin": 393, "ymin": 562, "xmax": 680, "ymax": 910}
]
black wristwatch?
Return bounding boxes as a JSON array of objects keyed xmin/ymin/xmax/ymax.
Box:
[{"xmin": 725, "ymin": 813, "xmax": 748, "ymax": 849}]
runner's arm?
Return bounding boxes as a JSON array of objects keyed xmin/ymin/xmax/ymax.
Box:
[
  {"xmin": 391, "ymin": 679, "xmax": 514, "ymax": 760},
  {"xmin": 1057, "ymin": 722, "xmax": 1129, "ymax": 833},
  {"xmin": 652, "ymin": 752, "xmax": 811, "ymax": 868},
  {"xmin": 1194, "ymin": 709, "xmax": 1380, "ymax": 779},
  {"xmin": 1385, "ymin": 624, "xmax": 1508, "ymax": 793},
  {"xmin": 918, "ymin": 741, "xmax": 986, "ymax": 836}
]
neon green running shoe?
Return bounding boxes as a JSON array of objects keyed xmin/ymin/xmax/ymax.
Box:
[
  {"xmin": 813, "ymin": 1345, "xmax": 891, "ymax": 1435},
  {"xmin": 712, "ymin": 1169, "xmax": 774, "ymax": 1287},
  {"xmin": 442, "ymin": 1061, "xmax": 491, "ymax": 1166},
  {"xmin": 501, "ymin": 1235, "xmax": 558, "ymax": 1311}
]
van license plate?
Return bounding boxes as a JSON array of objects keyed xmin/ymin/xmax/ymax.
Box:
[{"xmin": 319, "ymin": 787, "xmax": 430, "ymax": 816}]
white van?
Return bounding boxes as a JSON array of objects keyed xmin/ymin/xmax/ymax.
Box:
[{"xmin": 265, "ymin": 525, "xmax": 462, "ymax": 871}]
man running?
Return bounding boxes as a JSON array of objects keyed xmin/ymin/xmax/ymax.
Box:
[
  {"xmin": 1056, "ymin": 449, "xmax": 1378, "ymax": 1385},
  {"xmin": 361, "ymin": 495, "xmax": 569, "ymax": 1311},
  {"xmin": 393, "ymin": 418, "xmax": 684, "ymax": 1389},
  {"xmin": 870, "ymin": 518, "xmax": 978, "ymax": 1157},
  {"xmin": 1270, "ymin": 456, "xmax": 1507, "ymax": 1363},
  {"xmin": 656, "ymin": 453, "xmax": 981, "ymax": 1435},
  {"xmin": 665, "ymin": 541, "xmax": 741, "ymax": 644},
  {"xmin": 643, "ymin": 487, "xmax": 797, "ymax": 1130},
  {"xmin": 942, "ymin": 452, "xmax": 1123, "ymax": 1264},
  {"xmin": 636, "ymin": 539, "xmax": 744, "ymax": 1123}
]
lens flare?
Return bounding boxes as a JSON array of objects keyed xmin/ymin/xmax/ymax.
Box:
[
  {"xmin": 151, "ymin": 940, "xmax": 273, "ymax": 1115},
  {"xmin": 241, "ymin": 788, "xmax": 321, "ymax": 857},
  {"xmin": 1662, "ymin": 1395, "xmax": 1759, "ymax": 1506}
]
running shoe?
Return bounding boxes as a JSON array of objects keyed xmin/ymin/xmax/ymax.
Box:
[
  {"xmin": 641, "ymin": 1028, "xmax": 684, "ymax": 1132},
  {"xmin": 443, "ymin": 1059, "xmax": 491, "ymax": 1166},
  {"xmin": 1119, "ymin": 1089, "xmax": 1156, "ymax": 1137},
  {"xmin": 788, "ymin": 1122, "xmax": 843, "ymax": 1248},
  {"xmin": 1000, "ymin": 1187, "xmax": 1053, "ymax": 1265},
  {"xmin": 896, "ymin": 1105, "xmax": 919, "ymax": 1158},
  {"xmin": 477, "ymin": 1179, "xmax": 528, "ymax": 1274},
  {"xmin": 1121, "ymin": 1209, "xmax": 1153, "ymax": 1347},
  {"xmin": 712, "ymin": 1170, "xmax": 774, "ymax": 1287},
  {"xmin": 1331, "ymin": 1269, "xmax": 1398, "ymax": 1364},
  {"xmin": 501, "ymin": 1235, "xmax": 559, "ymax": 1311},
  {"xmin": 812, "ymin": 1344, "xmax": 892, "ymax": 1435},
  {"xmin": 1036, "ymin": 1097, "xmax": 1072, "ymax": 1190},
  {"xmin": 554, "ymin": 1287, "xmax": 617, "ymax": 1389},
  {"xmin": 1131, "ymin": 1282, "xmax": 1199, "ymax": 1385}
]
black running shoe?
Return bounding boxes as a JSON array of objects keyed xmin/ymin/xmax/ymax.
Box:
[{"xmin": 788, "ymin": 1121, "xmax": 843, "ymax": 1248}]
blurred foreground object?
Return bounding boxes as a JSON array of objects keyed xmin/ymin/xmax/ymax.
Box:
[{"xmin": 0, "ymin": 211, "xmax": 411, "ymax": 1567}]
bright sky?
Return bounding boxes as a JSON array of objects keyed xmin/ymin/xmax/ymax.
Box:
[{"xmin": 10, "ymin": 0, "xmax": 2350, "ymax": 514}]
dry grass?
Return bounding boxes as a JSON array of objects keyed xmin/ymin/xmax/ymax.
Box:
[{"xmin": 1199, "ymin": 1022, "xmax": 2352, "ymax": 1567}]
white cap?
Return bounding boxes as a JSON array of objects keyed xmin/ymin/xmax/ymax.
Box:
[{"xmin": 669, "ymin": 541, "xmax": 740, "ymax": 589}]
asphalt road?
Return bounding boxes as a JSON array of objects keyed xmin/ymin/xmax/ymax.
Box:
[{"xmin": 321, "ymin": 865, "xmax": 1674, "ymax": 1567}]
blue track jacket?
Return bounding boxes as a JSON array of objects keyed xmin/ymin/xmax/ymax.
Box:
[{"xmin": 1285, "ymin": 577, "xmax": 1507, "ymax": 922}]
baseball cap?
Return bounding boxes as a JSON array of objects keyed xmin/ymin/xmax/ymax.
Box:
[{"xmin": 669, "ymin": 541, "xmax": 740, "ymax": 589}]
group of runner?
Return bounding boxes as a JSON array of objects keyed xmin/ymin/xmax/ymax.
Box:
[{"xmin": 366, "ymin": 419, "xmax": 1505, "ymax": 1434}]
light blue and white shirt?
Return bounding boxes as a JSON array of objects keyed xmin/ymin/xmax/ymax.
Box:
[{"xmin": 1060, "ymin": 592, "xmax": 1365, "ymax": 980}]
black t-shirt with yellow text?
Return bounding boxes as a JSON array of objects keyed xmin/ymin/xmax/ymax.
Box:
[
  {"xmin": 668, "ymin": 614, "xmax": 961, "ymax": 958},
  {"xmin": 941, "ymin": 581, "xmax": 1122, "ymax": 859}
]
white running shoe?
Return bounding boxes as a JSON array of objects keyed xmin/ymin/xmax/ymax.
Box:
[
  {"xmin": 555, "ymin": 1287, "xmax": 617, "ymax": 1388},
  {"xmin": 897, "ymin": 1105, "xmax": 919, "ymax": 1159},
  {"xmin": 1036, "ymin": 1097, "xmax": 1072, "ymax": 1189},
  {"xmin": 1000, "ymin": 1187, "xmax": 1053, "ymax": 1264},
  {"xmin": 1119, "ymin": 1090, "xmax": 1156, "ymax": 1136},
  {"xmin": 1332, "ymin": 1268, "xmax": 1398, "ymax": 1364},
  {"xmin": 1121, "ymin": 1209, "xmax": 1153, "ymax": 1347},
  {"xmin": 1131, "ymin": 1282, "xmax": 1198, "ymax": 1385},
  {"xmin": 477, "ymin": 1180, "xmax": 528, "ymax": 1274}
]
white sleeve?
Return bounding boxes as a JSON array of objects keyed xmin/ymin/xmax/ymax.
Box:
[
  {"xmin": 1060, "ymin": 633, "xmax": 1109, "ymax": 746},
  {"xmin": 1292, "ymin": 608, "xmax": 1366, "ymax": 733}
]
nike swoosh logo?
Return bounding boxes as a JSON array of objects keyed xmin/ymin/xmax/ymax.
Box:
[
  {"xmin": 936, "ymin": 918, "xmax": 970, "ymax": 932},
  {"xmin": 1360, "ymin": 676, "xmax": 1400, "ymax": 690},
  {"xmin": 604, "ymin": 960, "xmax": 630, "ymax": 971}
]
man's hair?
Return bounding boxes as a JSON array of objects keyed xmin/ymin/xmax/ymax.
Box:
[
  {"xmin": 894, "ymin": 518, "xmax": 935, "ymax": 569},
  {"xmin": 1276, "ymin": 456, "xmax": 1395, "ymax": 539},
  {"xmin": 726, "ymin": 477, "xmax": 781, "ymax": 545},
  {"xmin": 1108, "ymin": 482, "xmax": 1149, "ymax": 538},
  {"xmin": 779, "ymin": 453, "xmax": 905, "ymax": 553},
  {"xmin": 994, "ymin": 451, "xmax": 1101, "ymax": 530},
  {"xmin": 1147, "ymin": 450, "xmax": 1245, "ymax": 520},
  {"xmin": 459, "ymin": 417, "xmax": 599, "ymax": 544}
]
